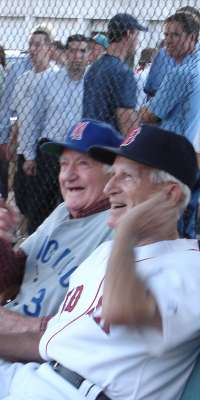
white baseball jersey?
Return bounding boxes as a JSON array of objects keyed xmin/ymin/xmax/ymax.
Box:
[
  {"xmin": 5, "ymin": 203, "xmax": 112, "ymax": 317},
  {"xmin": 38, "ymin": 238, "xmax": 200, "ymax": 400}
]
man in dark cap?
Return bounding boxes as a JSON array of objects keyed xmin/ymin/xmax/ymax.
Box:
[
  {"xmin": 0, "ymin": 125, "xmax": 200, "ymax": 400},
  {"xmin": 83, "ymin": 13, "xmax": 147, "ymax": 135}
]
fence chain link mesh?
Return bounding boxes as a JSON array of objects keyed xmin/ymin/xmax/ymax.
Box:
[{"xmin": 0, "ymin": 0, "xmax": 199, "ymax": 239}]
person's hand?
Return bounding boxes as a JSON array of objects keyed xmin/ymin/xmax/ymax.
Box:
[
  {"xmin": 0, "ymin": 198, "xmax": 20, "ymax": 242},
  {"xmin": 115, "ymin": 187, "xmax": 181, "ymax": 246},
  {"xmin": 23, "ymin": 160, "xmax": 37, "ymax": 176},
  {"xmin": 6, "ymin": 141, "xmax": 17, "ymax": 161},
  {"xmin": 101, "ymin": 189, "xmax": 179, "ymax": 327}
]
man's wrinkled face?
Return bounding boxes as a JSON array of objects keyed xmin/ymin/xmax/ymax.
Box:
[
  {"xmin": 104, "ymin": 157, "xmax": 161, "ymax": 228},
  {"xmin": 59, "ymin": 149, "xmax": 109, "ymax": 217},
  {"xmin": 164, "ymin": 21, "xmax": 194, "ymax": 61}
]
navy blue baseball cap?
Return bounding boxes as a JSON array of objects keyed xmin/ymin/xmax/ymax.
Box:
[
  {"xmin": 108, "ymin": 13, "xmax": 147, "ymax": 42},
  {"xmin": 89, "ymin": 124, "xmax": 198, "ymax": 189},
  {"xmin": 41, "ymin": 119, "xmax": 122, "ymax": 157}
]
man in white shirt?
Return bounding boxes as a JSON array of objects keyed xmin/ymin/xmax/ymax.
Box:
[{"xmin": 8, "ymin": 27, "xmax": 57, "ymax": 234}]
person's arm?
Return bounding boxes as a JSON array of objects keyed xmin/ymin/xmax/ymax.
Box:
[
  {"xmin": 140, "ymin": 67, "xmax": 187, "ymax": 125},
  {"xmin": 116, "ymin": 108, "xmax": 139, "ymax": 136},
  {"xmin": 102, "ymin": 235, "xmax": 161, "ymax": 328},
  {"xmin": 139, "ymin": 106, "xmax": 160, "ymax": 124},
  {"xmin": 6, "ymin": 121, "xmax": 18, "ymax": 161},
  {"xmin": 0, "ymin": 332, "xmax": 42, "ymax": 362},
  {"xmin": 0, "ymin": 307, "xmax": 44, "ymax": 362},
  {"xmin": 102, "ymin": 189, "xmax": 180, "ymax": 328},
  {"xmin": 0, "ymin": 308, "xmax": 51, "ymax": 362}
]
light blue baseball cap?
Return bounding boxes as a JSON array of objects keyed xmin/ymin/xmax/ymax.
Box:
[{"xmin": 93, "ymin": 33, "xmax": 109, "ymax": 49}]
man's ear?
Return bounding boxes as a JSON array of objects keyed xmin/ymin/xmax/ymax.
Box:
[
  {"xmin": 189, "ymin": 32, "xmax": 196, "ymax": 45},
  {"xmin": 126, "ymin": 30, "xmax": 132, "ymax": 38},
  {"xmin": 165, "ymin": 182, "xmax": 183, "ymax": 205},
  {"xmin": 127, "ymin": 30, "xmax": 137, "ymax": 39}
]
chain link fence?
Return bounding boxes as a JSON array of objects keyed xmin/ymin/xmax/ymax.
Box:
[
  {"xmin": 0, "ymin": 1, "xmax": 199, "ymax": 51},
  {"xmin": 0, "ymin": 0, "xmax": 199, "ymax": 239}
]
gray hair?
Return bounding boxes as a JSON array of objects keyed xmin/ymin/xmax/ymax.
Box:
[
  {"xmin": 101, "ymin": 163, "xmax": 113, "ymax": 174},
  {"xmin": 150, "ymin": 169, "xmax": 191, "ymax": 211}
]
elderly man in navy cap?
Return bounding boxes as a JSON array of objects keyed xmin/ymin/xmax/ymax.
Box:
[{"xmin": 0, "ymin": 125, "xmax": 200, "ymax": 400}]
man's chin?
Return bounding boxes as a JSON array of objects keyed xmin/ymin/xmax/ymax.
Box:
[{"xmin": 107, "ymin": 219, "xmax": 116, "ymax": 229}]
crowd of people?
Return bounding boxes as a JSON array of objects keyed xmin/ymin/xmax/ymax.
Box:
[{"xmin": 0, "ymin": 7, "xmax": 199, "ymax": 400}]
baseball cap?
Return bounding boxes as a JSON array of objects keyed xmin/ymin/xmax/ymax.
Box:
[
  {"xmin": 93, "ymin": 33, "xmax": 109, "ymax": 49},
  {"xmin": 89, "ymin": 124, "xmax": 198, "ymax": 190},
  {"xmin": 108, "ymin": 13, "xmax": 147, "ymax": 42},
  {"xmin": 41, "ymin": 119, "xmax": 122, "ymax": 157}
]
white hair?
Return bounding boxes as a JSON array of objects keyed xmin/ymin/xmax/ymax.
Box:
[
  {"xmin": 101, "ymin": 163, "xmax": 113, "ymax": 174},
  {"xmin": 150, "ymin": 169, "xmax": 191, "ymax": 211}
]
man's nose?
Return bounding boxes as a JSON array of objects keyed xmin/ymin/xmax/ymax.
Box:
[
  {"xmin": 61, "ymin": 165, "xmax": 77, "ymax": 180},
  {"xmin": 75, "ymin": 51, "xmax": 82, "ymax": 61},
  {"xmin": 104, "ymin": 175, "xmax": 117, "ymax": 195}
]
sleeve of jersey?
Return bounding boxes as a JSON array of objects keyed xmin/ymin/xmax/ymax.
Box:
[
  {"xmin": 20, "ymin": 203, "xmax": 65, "ymax": 254},
  {"xmin": 147, "ymin": 67, "xmax": 188, "ymax": 119},
  {"xmin": 144, "ymin": 51, "xmax": 164, "ymax": 95},
  {"xmin": 144, "ymin": 259, "xmax": 200, "ymax": 355}
]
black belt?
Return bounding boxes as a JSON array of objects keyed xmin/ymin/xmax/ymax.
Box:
[{"xmin": 50, "ymin": 361, "xmax": 110, "ymax": 400}]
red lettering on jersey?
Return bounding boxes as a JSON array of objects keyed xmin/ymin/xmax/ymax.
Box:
[
  {"xmin": 87, "ymin": 296, "xmax": 103, "ymax": 317},
  {"xmin": 60, "ymin": 288, "xmax": 74, "ymax": 313},
  {"xmin": 87, "ymin": 296, "xmax": 110, "ymax": 335},
  {"xmin": 62, "ymin": 285, "xmax": 84, "ymax": 312}
]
